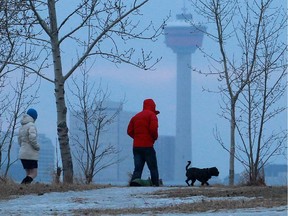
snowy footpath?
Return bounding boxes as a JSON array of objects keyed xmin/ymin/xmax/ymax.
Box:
[{"xmin": 0, "ymin": 186, "xmax": 287, "ymax": 215}]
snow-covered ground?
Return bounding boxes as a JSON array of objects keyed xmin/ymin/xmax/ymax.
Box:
[{"xmin": 0, "ymin": 186, "xmax": 286, "ymax": 215}]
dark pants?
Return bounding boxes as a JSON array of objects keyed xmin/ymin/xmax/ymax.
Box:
[{"xmin": 131, "ymin": 147, "xmax": 159, "ymax": 186}]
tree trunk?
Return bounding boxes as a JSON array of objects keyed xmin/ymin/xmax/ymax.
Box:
[
  {"xmin": 48, "ymin": 0, "xmax": 73, "ymax": 183},
  {"xmin": 229, "ymin": 100, "xmax": 236, "ymax": 186}
]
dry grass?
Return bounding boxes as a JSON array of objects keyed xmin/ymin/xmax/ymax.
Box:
[
  {"xmin": 0, "ymin": 180, "xmax": 110, "ymax": 200},
  {"xmin": 0, "ymin": 179, "xmax": 286, "ymax": 215},
  {"xmin": 74, "ymin": 185, "xmax": 287, "ymax": 215}
]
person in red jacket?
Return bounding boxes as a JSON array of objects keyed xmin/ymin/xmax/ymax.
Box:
[{"xmin": 127, "ymin": 99, "xmax": 160, "ymax": 186}]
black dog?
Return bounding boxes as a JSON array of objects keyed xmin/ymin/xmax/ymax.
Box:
[{"xmin": 185, "ymin": 161, "xmax": 219, "ymax": 186}]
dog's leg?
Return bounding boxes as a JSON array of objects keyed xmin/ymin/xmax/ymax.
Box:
[
  {"xmin": 201, "ymin": 181, "xmax": 209, "ymax": 186},
  {"xmin": 185, "ymin": 179, "xmax": 190, "ymax": 186},
  {"xmin": 191, "ymin": 179, "xmax": 196, "ymax": 186}
]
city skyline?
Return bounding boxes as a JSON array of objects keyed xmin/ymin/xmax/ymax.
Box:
[{"xmin": 2, "ymin": 0, "xmax": 286, "ymax": 183}]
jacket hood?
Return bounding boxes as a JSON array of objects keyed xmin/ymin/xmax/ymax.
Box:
[
  {"xmin": 21, "ymin": 114, "xmax": 35, "ymax": 125},
  {"xmin": 143, "ymin": 99, "xmax": 160, "ymax": 115}
]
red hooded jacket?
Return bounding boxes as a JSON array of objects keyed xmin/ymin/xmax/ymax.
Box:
[{"xmin": 127, "ymin": 99, "xmax": 159, "ymax": 148}]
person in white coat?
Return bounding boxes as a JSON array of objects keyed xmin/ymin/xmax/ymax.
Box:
[{"xmin": 18, "ymin": 108, "xmax": 40, "ymax": 184}]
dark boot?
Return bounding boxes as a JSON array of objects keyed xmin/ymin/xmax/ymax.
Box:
[
  {"xmin": 21, "ymin": 176, "xmax": 29, "ymax": 184},
  {"xmin": 26, "ymin": 176, "xmax": 33, "ymax": 184},
  {"xmin": 21, "ymin": 176, "xmax": 33, "ymax": 184}
]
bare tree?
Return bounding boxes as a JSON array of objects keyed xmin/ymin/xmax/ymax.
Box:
[
  {"xmin": 8, "ymin": 0, "xmax": 167, "ymax": 183},
  {"xmin": 0, "ymin": 70, "xmax": 39, "ymax": 178},
  {"xmin": 191, "ymin": 0, "xmax": 287, "ymax": 185},
  {"xmin": 0, "ymin": 0, "xmax": 38, "ymax": 78},
  {"xmin": 68, "ymin": 67, "xmax": 123, "ymax": 184},
  {"xmin": 0, "ymin": 0, "xmax": 40, "ymax": 178},
  {"xmin": 0, "ymin": 0, "xmax": 17, "ymax": 78},
  {"xmin": 233, "ymin": 0, "xmax": 287, "ymax": 184}
]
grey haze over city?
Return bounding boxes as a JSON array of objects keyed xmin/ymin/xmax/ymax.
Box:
[{"xmin": 4, "ymin": 0, "xmax": 287, "ymax": 183}]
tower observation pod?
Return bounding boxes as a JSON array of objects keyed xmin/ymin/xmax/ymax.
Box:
[{"xmin": 164, "ymin": 13, "xmax": 205, "ymax": 183}]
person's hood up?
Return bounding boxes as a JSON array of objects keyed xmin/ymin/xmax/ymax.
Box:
[
  {"xmin": 21, "ymin": 114, "xmax": 35, "ymax": 125},
  {"xmin": 143, "ymin": 99, "xmax": 160, "ymax": 115}
]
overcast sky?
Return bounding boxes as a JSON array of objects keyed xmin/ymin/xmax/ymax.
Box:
[{"xmin": 32, "ymin": 0, "xmax": 287, "ymax": 178}]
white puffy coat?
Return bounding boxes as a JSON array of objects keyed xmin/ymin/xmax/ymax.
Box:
[{"xmin": 18, "ymin": 114, "xmax": 40, "ymax": 160}]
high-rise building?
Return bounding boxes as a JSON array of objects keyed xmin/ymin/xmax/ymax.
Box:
[
  {"xmin": 37, "ymin": 134, "xmax": 55, "ymax": 182},
  {"xmin": 164, "ymin": 13, "xmax": 205, "ymax": 181},
  {"xmin": 155, "ymin": 135, "xmax": 175, "ymax": 181},
  {"xmin": 69, "ymin": 101, "xmax": 175, "ymax": 184},
  {"xmin": 69, "ymin": 101, "xmax": 130, "ymax": 183}
]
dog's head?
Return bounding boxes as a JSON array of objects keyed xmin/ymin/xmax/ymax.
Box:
[{"xmin": 209, "ymin": 167, "xmax": 219, "ymax": 176}]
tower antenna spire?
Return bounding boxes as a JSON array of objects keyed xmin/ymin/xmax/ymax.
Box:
[
  {"xmin": 182, "ymin": 0, "xmax": 187, "ymax": 14},
  {"xmin": 177, "ymin": 0, "xmax": 193, "ymax": 21}
]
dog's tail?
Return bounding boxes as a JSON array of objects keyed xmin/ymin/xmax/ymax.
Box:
[{"xmin": 186, "ymin": 161, "xmax": 191, "ymax": 171}]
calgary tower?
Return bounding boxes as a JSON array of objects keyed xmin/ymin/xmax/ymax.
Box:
[{"xmin": 164, "ymin": 11, "xmax": 205, "ymax": 182}]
